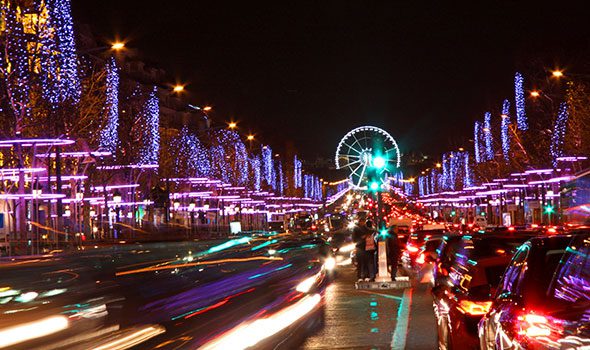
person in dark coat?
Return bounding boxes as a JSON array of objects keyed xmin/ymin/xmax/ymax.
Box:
[
  {"xmin": 364, "ymin": 220, "xmax": 378, "ymax": 281},
  {"xmin": 352, "ymin": 217, "xmax": 368, "ymax": 281},
  {"xmin": 386, "ymin": 225, "xmax": 401, "ymax": 279}
]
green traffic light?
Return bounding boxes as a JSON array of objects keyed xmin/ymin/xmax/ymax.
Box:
[
  {"xmin": 369, "ymin": 182, "xmax": 379, "ymax": 191},
  {"xmin": 372, "ymin": 156, "xmax": 386, "ymax": 169},
  {"xmin": 544, "ymin": 205, "xmax": 554, "ymax": 214}
]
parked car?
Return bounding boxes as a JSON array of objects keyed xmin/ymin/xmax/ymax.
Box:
[
  {"xmin": 401, "ymin": 230, "xmax": 445, "ymax": 275},
  {"xmin": 432, "ymin": 234, "xmax": 536, "ymax": 350},
  {"xmin": 479, "ymin": 232, "xmax": 590, "ymax": 350}
]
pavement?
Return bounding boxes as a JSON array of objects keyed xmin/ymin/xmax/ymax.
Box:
[{"xmin": 300, "ymin": 266, "xmax": 437, "ymax": 349}]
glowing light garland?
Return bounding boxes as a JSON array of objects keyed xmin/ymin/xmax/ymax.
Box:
[
  {"xmin": 484, "ymin": 112, "xmax": 493, "ymax": 160},
  {"xmin": 261, "ymin": 146, "xmax": 274, "ymax": 189},
  {"xmin": 294, "ymin": 156, "xmax": 302, "ymax": 189},
  {"xmin": 514, "ymin": 72, "xmax": 528, "ymax": 131},
  {"xmin": 463, "ymin": 152, "xmax": 473, "ymax": 188},
  {"xmin": 209, "ymin": 130, "xmax": 248, "ymax": 184},
  {"xmin": 3, "ymin": 2, "xmax": 31, "ymax": 126},
  {"xmin": 277, "ymin": 160, "xmax": 284, "ymax": 196},
  {"xmin": 137, "ymin": 87, "xmax": 160, "ymax": 165},
  {"xmin": 550, "ymin": 102, "xmax": 569, "ymax": 168},
  {"xmin": 250, "ymin": 156, "xmax": 261, "ymax": 191},
  {"xmin": 171, "ymin": 126, "xmax": 210, "ymax": 177},
  {"xmin": 501, "ymin": 99, "xmax": 511, "ymax": 162},
  {"xmin": 99, "ymin": 57, "xmax": 119, "ymax": 155},
  {"xmin": 474, "ymin": 121, "xmax": 482, "ymax": 163},
  {"xmin": 44, "ymin": 0, "xmax": 81, "ymax": 104}
]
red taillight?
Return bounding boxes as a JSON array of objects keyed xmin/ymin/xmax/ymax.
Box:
[
  {"xmin": 508, "ymin": 226, "xmax": 515, "ymax": 232},
  {"xmin": 547, "ymin": 228, "xmax": 557, "ymax": 234},
  {"xmin": 468, "ymin": 224, "xmax": 474, "ymax": 228},
  {"xmin": 517, "ymin": 313, "xmax": 558, "ymax": 338},
  {"xmin": 531, "ymin": 224, "xmax": 539, "ymax": 228},
  {"xmin": 406, "ymin": 245, "xmax": 419, "ymax": 253},
  {"xmin": 456, "ymin": 300, "xmax": 492, "ymax": 316}
]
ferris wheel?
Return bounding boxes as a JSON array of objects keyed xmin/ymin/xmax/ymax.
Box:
[{"xmin": 335, "ymin": 126, "xmax": 401, "ymax": 189}]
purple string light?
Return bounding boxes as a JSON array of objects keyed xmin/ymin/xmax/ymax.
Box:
[{"xmin": 484, "ymin": 112, "xmax": 493, "ymax": 161}]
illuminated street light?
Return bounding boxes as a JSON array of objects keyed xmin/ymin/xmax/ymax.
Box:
[
  {"xmin": 113, "ymin": 190, "xmax": 122, "ymax": 204},
  {"xmin": 372, "ymin": 156, "xmax": 386, "ymax": 169},
  {"xmin": 551, "ymin": 70, "xmax": 564, "ymax": 78},
  {"xmin": 435, "ymin": 163, "xmax": 442, "ymax": 168},
  {"xmin": 203, "ymin": 106, "xmax": 212, "ymax": 111},
  {"xmin": 111, "ymin": 42, "xmax": 125, "ymax": 50},
  {"xmin": 228, "ymin": 121, "xmax": 237, "ymax": 129},
  {"xmin": 173, "ymin": 85, "xmax": 185, "ymax": 93},
  {"xmin": 247, "ymin": 134, "xmax": 255, "ymax": 141},
  {"xmin": 530, "ymin": 90, "xmax": 540, "ymax": 97}
]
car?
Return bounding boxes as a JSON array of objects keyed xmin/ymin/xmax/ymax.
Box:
[
  {"xmin": 432, "ymin": 234, "xmax": 464, "ymax": 287},
  {"xmin": 479, "ymin": 232, "xmax": 590, "ymax": 350},
  {"xmin": 401, "ymin": 229, "xmax": 445, "ymax": 275},
  {"xmin": 432, "ymin": 234, "xmax": 537, "ymax": 350}
]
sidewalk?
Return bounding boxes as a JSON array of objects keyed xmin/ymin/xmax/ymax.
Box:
[{"xmin": 301, "ymin": 266, "xmax": 437, "ymax": 349}]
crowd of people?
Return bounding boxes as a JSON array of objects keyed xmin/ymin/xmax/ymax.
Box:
[{"xmin": 352, "ymin": 217, "xmax": 401, "ymax": 282}]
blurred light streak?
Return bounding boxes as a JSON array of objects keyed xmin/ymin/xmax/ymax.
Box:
[
  {"xmin": 296, "ymin": 273, "xmax": 320, "ymax": 293},
  {"xmin": 115, "ymin": 256, "xmax": 283, "ymax": 276},
  {"xmin": 207, "ymin": 237, "xmax": 252, "ymax": 254},
  {"xmin": 91, "ymin": 325, "xmax": 165, "ymax": 350},
  {"xmin": 201, "ymin": 294, "xmax": 321, "ymax": 350},
  {"xmin": 0, "ymin": 315, "xmax": 69, "ymax": 348}
]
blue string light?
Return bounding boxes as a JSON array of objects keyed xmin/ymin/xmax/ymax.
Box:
[
  {"xmin": 45, "ymin": 0, "xmax": 81, "ymax": 104},
  {"xmin": 99, "ymin": 57, "xmax": 119, "ymax": 155},
  {"xmin": 474, "ymin": 121, "xmax": 482, "ymax": 163},
  {"xmin": 550, "ymin": 102, "xmax": 569, "ymax": 168},
  {"xmin": 250, "ymin": 155, "xmax": 261, "ymax": 191},
  {"xmin": 501, "ymin": 99, "xmax": 511, "ymax": 162},
  {"xmin": 484, "ymin": 112, "xmax": 493, "ymax": 160},
  {"xmin": 261, "ymin": 145, "xmax": 274, "ymax": 189},
  {"xmin": 463, "ymin": 152, "xmax": 473, "ymax": 188},
  {"xmin": 3, "ymin": 1, "xmax": 31, "ymax": 128},
  {"xmin": 172, "ymin": 126, "xmax": 210, "ymax": 177},
  {"xmin": 294, "ymin": 156, "xmax": 302, "ymax": 189},
  {"xmin": 277, "ymin": 159, "xmax": 284, "ymax": 196},
  {"xmin": 514, "ymin": 72, "xmax": 528, "ymax": 131},
  {"xmin": 137, "ymin": 87, "xmax": 160, "ymax": 165}
]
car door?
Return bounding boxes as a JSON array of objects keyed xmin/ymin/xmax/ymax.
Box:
[{"xmin": 480, "ymin": 243, "xmax": 531, "ymax": 350}]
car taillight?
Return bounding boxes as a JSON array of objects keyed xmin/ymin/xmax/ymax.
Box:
[
  {"xmin": 456, "ymin": 300, "xmax": 492, "ymax": 316},
  {"xmin": 517, "ymin": 313, "xmax": 561, "ymax": 338},
  {"xmin": 406, "ymin": 245, "xmax": 419, "ymax": 253},
  {"xmin": 508, "ymin": 226, "xmax": 515, "ymax": 232},
  {"xmin": 547, "ymin": 228, "xmax": 557, "ymax": 234},
  {"xmin": 416, "ymin": 253, "xmax": 425, "ymax": 264}
]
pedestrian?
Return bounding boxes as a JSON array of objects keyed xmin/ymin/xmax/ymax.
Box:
[
  {"xmin": 352, "ymin": 217, "xmax": 368, "ymax": 282},
  {"xmin": 386, "ymin": 225, "xmax": 400, "ymax": 279},
  {"xmin": 364, "ymin": 220, "xmax": 377, "ymax": 282}
]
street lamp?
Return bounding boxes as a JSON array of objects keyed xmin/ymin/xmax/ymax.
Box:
[
  {"xmin": 551, "ymin": 70, "xmax": 564, "ymax": 78},
  {"xmin": 111, "ymin": 42, "xmax": 125, "ymax": 50},
  {"xmin": 247, "ymin": 134, "xmax": 255, "ymax": 141},
  {"xmin": 530, "ymin": 90, "xmax": 540, "ymax": 97},
  {"xmin": 228, "ymin": 121, "xmax": 237, "ymax": 129},
  {"xmin": 113, "ymin": 190, "xmax": 122, "ymax": 204},
  {"xmin": 173, "ymin": 85, "xmax": 185, "ymax": 93}
]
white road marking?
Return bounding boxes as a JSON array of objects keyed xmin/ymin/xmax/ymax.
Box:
[{"xmin": 391, "ymin": 288, "xmax": 413, "ymax": 350}]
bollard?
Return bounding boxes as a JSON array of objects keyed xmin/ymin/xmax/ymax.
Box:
[{"xmin": 375, "ymin": 240, "xmax": 390, "ymax": 282}]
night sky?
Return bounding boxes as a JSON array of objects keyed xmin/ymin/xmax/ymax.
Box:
[{"xmin": 72, "ymin": 1, "xmax": 590, "ymax": 160}]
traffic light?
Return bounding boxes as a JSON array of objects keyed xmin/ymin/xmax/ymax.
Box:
[
  {"xmin": 372, "ymin": 155, "xmax": 387, "ymax": 169},
  {"xmin": 369, "ymin": 181, "xmax": 380, "ymax": 191},
  {"xmin": 544, "ymin": 205, "xmax": 554, "ymax": 214}
]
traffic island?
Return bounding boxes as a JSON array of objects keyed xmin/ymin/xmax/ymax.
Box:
[{"xmin": 354, "ymin": 276, "xmax": 411, "ymax": 290}]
